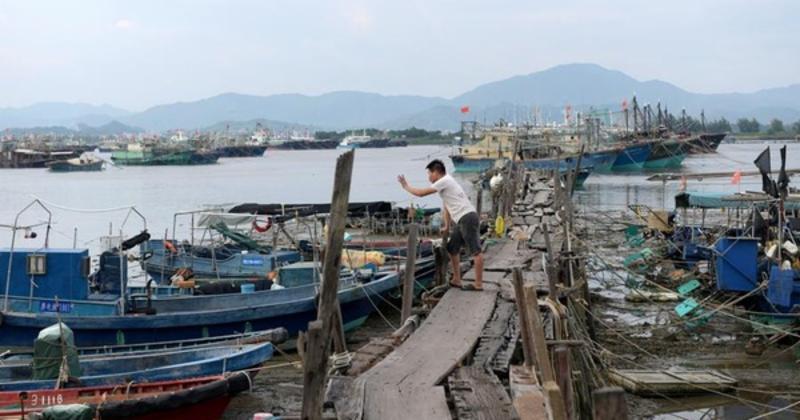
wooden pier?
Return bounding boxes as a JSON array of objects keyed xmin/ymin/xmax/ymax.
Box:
[{"xmin": 306, "ymin": 165, "xmax": 615, "ymax": 420}]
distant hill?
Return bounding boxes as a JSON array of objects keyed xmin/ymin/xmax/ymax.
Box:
[
  {"xmin": 203, "ymin": 118, "xmax": 317, "ymax": 133},
  {"xmin": 121, "ymin": 92, "xmax": 447, "ymax": 132},
  {"xmin": 2, "ymin": 64, "xmax": 799, "ymax": 132},
  {"xmin": 0, "ymin": 102, "xmax": 130, "ymax": 129},
  {"xmin": 76, "ymin": 120, "xmax": 144, "ymax": 136}
]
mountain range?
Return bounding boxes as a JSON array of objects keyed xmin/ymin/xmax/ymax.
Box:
[{"xmin": 2, "ymin": 63, "xmax": 799, "ymax": 133}]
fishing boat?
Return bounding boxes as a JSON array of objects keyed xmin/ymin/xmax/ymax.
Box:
[
  {"xmin": 46, "ymin": 154, "xmax": 104, "ymax": 172},
  {"xmin": 337, "ymin": 132, "xmax": 372, "ymax": 149},
  {"xmin": 642, "ymin": 139, "xmax": 687, "ymax": 170},
  {"xmin": 111, "ymin": 143, "xmax": 220, "ymax": 166},
  {"xmin": 0, "ymin": 241, "xmax": 421, "ymax": 347},
  {"xmin": 0, "ymin": 371, "xmax": 253, "ymax": 419},
  {"xmin": 683, "ymin": 133, "xmax": 726, "ymax": 154},
  {"xmin": 0, "ymin": 329, "xmax": 274, "ymax": 391},
  {"xmin": 609, "ymin": 142, "xmax": 652, "ymax": 172}
]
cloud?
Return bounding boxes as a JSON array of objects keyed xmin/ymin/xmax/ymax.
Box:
[
  {"xmin": 113, "ymin": 19, "xmax": 134, "ymax": 30},
  {"xmin": 344, "ymin": 6, "xmax": 373, "ymax": 31}
]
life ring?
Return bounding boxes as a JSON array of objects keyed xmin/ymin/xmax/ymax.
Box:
[
  {"xmin": 164, "ymin": 240, "xmax": 178, "ymax": 254},
  {"xmin": 253, "ymin": 218, "xmax": 272, "ymax": 233}
]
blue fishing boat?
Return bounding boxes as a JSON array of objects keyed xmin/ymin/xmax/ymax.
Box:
[
  {"xmin": 581, "ymin": 148, "xmax": 619, "ymax": 173},
  {"xmin": 0, "ymin": 244, "xmax": 430, "ymax": 346},
  {"xmin": 642, "ymin": 139, "xmax": 687, "ymax": 170},
  {"xmin": 0, "ymin": 338, "xmax": 273, "ymax": 391},
  {"xmin": 610, "ymin": 142, "xmax": 652, "ymax": 172}
]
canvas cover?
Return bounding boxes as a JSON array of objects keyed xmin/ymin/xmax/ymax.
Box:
[{"xmin": 32, "ymin": 322, "xmax": 82, "ymax": 380}]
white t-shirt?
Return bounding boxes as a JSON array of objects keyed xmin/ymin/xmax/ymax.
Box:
[{"xmin": 432, "ymin": 174, "xmax": 475, "ymax": 223}]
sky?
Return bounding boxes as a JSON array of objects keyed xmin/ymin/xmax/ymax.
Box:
[{"xmin": 0, "ymin": 0, "xmax": 798, "ymax": 111}]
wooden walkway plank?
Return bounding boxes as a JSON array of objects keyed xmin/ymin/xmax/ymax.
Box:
[
  {"xmin": 356, "ymin": 286, "xmax": 499, "ymax": 420},
  {"xmin": 449, "ymin": 366, "xmax": 519, "ymax": 420}
]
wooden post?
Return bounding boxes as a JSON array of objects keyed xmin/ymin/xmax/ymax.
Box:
[
  {"xmin": 332, "ymin": 303, "xmax": 347, "ymax": 354},
  {"xmin": 301, "ymin": 321, "xmax": 325, "ymax": 420},
  {"xmin": 511, "ymin": 268, "xmax": 535, "ymax": 368},
  {"xmin": 433, "ymin": 237, "xmax": 448, "ymax": 287},
  {"xmin": 475, "ymin": 186, "xmax": 483, "ymax": 218},
  {"xmin": 592, "ymin": 387, "xmax": 629, "ymax": 420},
  {"xmin": 567, "ymin": 145, "xmax": 584, "ymax": 197},
  {"xmin": 522, "ymin": 282, "xmax": 554, "ymax": 383},
  {"xmin": 401, "ymin": 223, "xmax": 419, "ymax": 324},
  {"xmin": 541, "ymin": 223, "xmax": 558, "ymax": 298},
  {"xmin": 301, "ymin": 150, "xmax": 355, "ymax": 420},
  {"xmin": 553, "ymin": 345, "xmax": 574, "ymax": 419}
]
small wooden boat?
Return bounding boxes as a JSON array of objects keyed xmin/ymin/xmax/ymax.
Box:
[
  {"xmin": 46, "ymin": 154, "xmax": 104, "ymax": 172},
  {"xmin": 0, "ymin": 371, "xmax": 253, "ymax": 419},
  {"xmin": 0, "ymin": 341, "xmax": 273, "ymax": 391}
]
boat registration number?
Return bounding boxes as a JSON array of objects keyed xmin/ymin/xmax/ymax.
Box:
[
  {"xmin": 242, "ymin": 257, "xmax": 264, "ymax": 266},
  {"xmin": 28, "ymin": 393, "xmax": 64, "ymax": 407},
  {"xmin": 39, "ymin": 301, "xmax": 74, "ymax": 313}
]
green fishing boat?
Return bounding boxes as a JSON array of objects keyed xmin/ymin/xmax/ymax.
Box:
[{"xmin": 111, "ymin": 144, "xmax": 220, "ymax": 166}]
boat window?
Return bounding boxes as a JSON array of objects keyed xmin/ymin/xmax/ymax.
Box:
[
  {"xmin": 81, "ymin": 256, "xmax": 91, "ymax": 277},
  {"xmin": 27, "ymin": 254, "xmax": 47, "ymax": 275}
]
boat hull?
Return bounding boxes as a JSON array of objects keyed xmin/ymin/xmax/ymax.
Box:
[
  {"xmin": 46, "ymin": 160, "xmax": 104, "ymax": 172},
  {"xmin": 111, "ymin": 150, "xmax": 220, "ymax": 166},
  {"xmin": 0, "ymin": 263, "xmax": 434, "ymax": 347},
  {"xmin": 611, "ymin": 143, "xmax": 652, "ymax": 172},
  {"xmin": 0, "ymin": 372, "xmax": 251, "ymax": 420},
  {"xmin": 215, "ymin": 145, "xmax": 268, "ymax": 158},
  {"xmin": 643, "ymin": 140, "xmax": 687, "ymax": 170}
]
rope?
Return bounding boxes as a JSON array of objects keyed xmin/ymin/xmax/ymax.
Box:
[
  {"xmin": 360, "ymin": 283, "xmax": 398, "ymax": 330},
  {"xmin": 749, "ymin": 399, "xmax": 800, "ymax": 420},
  {"xmin": 581, "ymin": 300, "xmax": 800, "ymax": 413},
  {"xmin": 30, "ymin": 195, "xmax": 138, "ymax": 213}
]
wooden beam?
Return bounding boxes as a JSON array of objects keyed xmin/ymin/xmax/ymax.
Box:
[
  {"xmin": 592, "ymin": 387, "xmax": 629, "ymax": 420},
  {"xmin": 401, "ymin": 223, "xmax": 419, "ymax": 324},
  {"xmin": 302, "ymin": 150, "xmax": 355, "ymax": 420},
  {"xmin": 522, "ymin": 282, "xmax": 554, "ymax": 383},
  {"xmin": 301, "ymin": 320, "xmax": 325, "ymax": 420},
  {"xmin": 553, "ymin": 345, "xmax": 574, "ymax": 419},
  {"xmin": 511, "ymin": 268, "xmax": 535, "ymax": 368}
]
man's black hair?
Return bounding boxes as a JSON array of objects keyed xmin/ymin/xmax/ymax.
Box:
[{"xmin": 426, "ymin": 159, "xmax": 446, "ymax": 174}]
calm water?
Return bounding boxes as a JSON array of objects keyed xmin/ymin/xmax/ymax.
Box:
[
  {"xmin": 0, "ymin": 142, "xmax": 796, "ymax": 252},
  {"xmin": 0, "ymin": 146, "xmax": 455, "ymax": 250}
]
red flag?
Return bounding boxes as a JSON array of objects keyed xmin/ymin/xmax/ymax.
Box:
[
  {"xmin": 622, "ymin": 99, "xmax": 628, "ymax": 110},
  {"xmin": 460, "ymin": 106, "xmax": 470, "ymax": 114},
  {"xmin": 731, "ymin": 170, "xmax": 742, "ymax": 185}
]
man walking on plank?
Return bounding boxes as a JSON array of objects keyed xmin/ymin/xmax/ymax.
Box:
[{"xmin": 398, "ymin": 159, "xmax": 483, "ymax": 291}]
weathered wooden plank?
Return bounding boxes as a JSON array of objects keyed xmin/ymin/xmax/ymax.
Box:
[
  {"xmin": 608, "ymin": 369, "xmax": 737, "ymax": 396},
  {"xmin": 345, "ymin": 337, "xmax": 396, "ymax": 376},
  {"xmin": 593, "ymin": 387, "xmax": 629, "ymax": 420},
  {"xmin": 473, "ymin": 298, "xmax": 516, "ymax": 370},
  {"xmin": 509, "ymin": 365, "xmax": 548, "ymax": 420},
  {"xmin": 355, "ymin": 286, "xmax": 499, "ymax": 420},
  {"xmin": 449, "ymin": 366, "xmax": 519, "ymax": 420}
]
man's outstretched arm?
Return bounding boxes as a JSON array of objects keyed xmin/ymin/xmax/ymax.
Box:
[{"xmin": 398, "ymin": 175, "xmax": 437, "ymax": 197}]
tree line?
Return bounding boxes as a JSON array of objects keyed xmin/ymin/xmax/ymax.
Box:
[{"xmin": 735, "ymin": 118, "xmax": 800, "ymax": 136}]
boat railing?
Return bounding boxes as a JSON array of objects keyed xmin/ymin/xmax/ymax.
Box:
[{"xmin": 3, "ymin": 199, "xmax": 52, "ymax": 312}]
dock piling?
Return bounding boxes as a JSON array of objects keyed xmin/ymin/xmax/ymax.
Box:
[
  {"xmin": 301, "ymin": 150, "xmax": 355, "ymax": 420},
  {"xmin": 401, "ymin": 223, "xmax": 419, "ymax": 324}
]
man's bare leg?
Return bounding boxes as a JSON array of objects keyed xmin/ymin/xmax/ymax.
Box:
[
  {"xmin": 449, "ymin": 252, "xmax": 462, "ymax": 286},
  {"xmin": 473, "ymin": 252, "xmax": 484, "ymax": 289}
]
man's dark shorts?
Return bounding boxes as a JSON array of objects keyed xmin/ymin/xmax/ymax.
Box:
[{"xmin": 446, "ymin": 212, "xmax": 481, "ymax": 256}]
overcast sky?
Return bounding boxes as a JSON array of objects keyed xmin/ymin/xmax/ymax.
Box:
[{"xmin": 1, "ymin": 0, "xmax": 798, "ymax": 110}]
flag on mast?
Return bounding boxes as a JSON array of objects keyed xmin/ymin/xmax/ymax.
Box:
[{"xmin": 731, "ymin": 170, "xmax": 742, "ymax": 185}]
